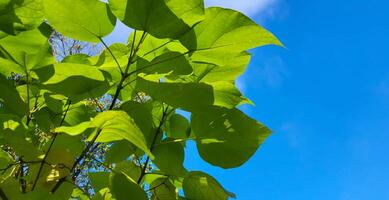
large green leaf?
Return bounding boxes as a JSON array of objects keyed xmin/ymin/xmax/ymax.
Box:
[
  {"xmin": 44, "ymin": 0, "xmax": 116, "ymax": 42},
  {"xmin": 110, "ymin": 173, "xmax": 148, "ymax": 200},
  {"xmin": 120, "ymin": 100, "xmax": 164, "ymax": 146},
  {"xmin": 0, "ymin": 24, "xmax": 53, "ymax": 71},
  {"xmin": 89, "ymin": 111, "xmax": 153, "ymax": 159},
  {"xmin": 152, "ymin": 141, "xmax": 187, "ymax": 177},
  {"xmin": 183, "ymin": 171, "xmax": 235, "ymax": 200},
  {"xmin": 109, "ymin": 0, "xmax": 204, "ymax": 39},
  {"xmin": 137, "ymin": 51, "xmax": 193, "ymax": 76},
  {"xmin": 2, "ymin": 124, "xmax": 42, "ymax": 160},
  {"xmin": 191, "ymin": 107, "xmax": 272, "ymax": 168},
  {"xmin": 136, "ymin": 77, "xmax": 250, "ymax": 112},
  {"xmin": 180, "ymin": 7, "xmax": 282, "ymax": 65},
  {"xmin": 36, "ymin": 63, "xmax": 109, "ymax": 101},
  {"xmin": 43, "ymin": 64, "xmax": 105, "ymax": 85},
  {"xmin": 0, "ymin": 0, "xmax": 45, "ymax": 35},
  {"xmin": 133, "ymin": 32, "xmax": 188, "ymax": 63}
]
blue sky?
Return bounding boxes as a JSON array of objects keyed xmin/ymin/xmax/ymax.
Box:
[{"xmin": 106, "ymin": 0, "xmax": 389, "ymax": 199}]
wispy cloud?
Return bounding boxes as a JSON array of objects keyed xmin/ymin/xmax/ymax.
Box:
[
  {"xmin": 260, "ymin": 56, "xmax": 288, "ymax": 87},
  {"xmin": 204, "ymin": 0, "xmax": 279, "ymax": 17}
]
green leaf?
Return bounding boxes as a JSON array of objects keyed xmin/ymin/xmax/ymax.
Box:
[
  {"xmin": 0, "ymin": 150, "xmax": 14, "ymax": 183},
  {"xmin": 0, "ymin": 74, "xmax": 28, "ymax": 117},
  {"xmin": 109, "ymin": 0, "xmax": 204, "ymax": 39},
  {"xmin": 62, "ymin": 54, "xmax": 92, "ymax": 65},
  {"xmin": 191, "ymin": 107, "xmax": 272, "ymax": 168},
  {"xmin": 37, "ymin": 63, "xmax": 110, "ymax": 101},
  {"xmin": 64, "ymin": 102, "xmax": 96, "ymax": 126},
  {"xmin": 0, "ymin": 24, "xmax": 53, "ymax": 71},
  {"xmin": 137, "ymin": 51, "xmax": 193, "ymax": 76},
  {"xmin": 152, "ymin": 141, "xmax": 187, "ymax": 177},
  {"xmin": 0, "ymin": 0, "xmax": 45, "ymax": 34},
  {"xmin": 110, "ymin": 173, "xmax": 148, "ymax": 200},
  {"xmin": 150, "ymin": 178, "xmax": 177, "ymax": 200},
  {"xmin": 44, "ymin": 0, "xmax": 116, "ymax": 42},
  {"xmin": 166, "ymin": 113, "xmax": 189, "ymax": 139},
  {"xmin": 137, "ymin": 77, "xmax": 250, "ymax": 112},
  {"xmin": 193, "ymin": 52, "xmax": 251, "ymax": 82},
  {"xmin": 90, "ymin": 111, "xmax": 153, "ymax": 159},
  {"xmin": 120, "ymin": 100, "xmax": 159, "ymax": 146},
  {"xmin": 55, "ymin": 121, "xmax": 91, "ymax": 136},
  {"xmin": 134, "ymin": 33, "xmax": 188, "ymax": 62},
  {"xmin": 2, "ymin": 127, "xmax": 42, "ymax": 160},
  {"xmin": 183, "ymin": 171, "xmax": 235, "ymax": 200},
  {"xmin": 89, "ymin": 172, "xmax": 114, "ymax": 199},
  {"xmin": 41, "ymin": 147, "xmax": 74, "ymax": 183},
  {"xmin": 105, "ymin": 141, "xmax": 137, "ymax": 164},
  {"xmin": 114, "ymin": 161, "xmax": 141, "ymax": 182},
  {"xmin": 180, "ymin": 7, "xmax": 282, "ymax": 65},
  {"xmin": 0, "ymin": 57, "xmax": 24, "ymax": 76}
]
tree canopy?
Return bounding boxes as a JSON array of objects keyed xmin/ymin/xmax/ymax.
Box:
[{"xmin": 0, "ymin": 0, "xmax": 282, "ymax": 199}]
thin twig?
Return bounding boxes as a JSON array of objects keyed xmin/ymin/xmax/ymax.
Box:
[
  {"xmin": 98, "ymin": 37, "xmax": 123, "ymax": 75},
  {"xmin": 31, "ymin": 100, "xmax": 71, "ymax": 191},
  {"xmin": 137, "ymin": 105, "xmax": 170, "ymax": 184}
]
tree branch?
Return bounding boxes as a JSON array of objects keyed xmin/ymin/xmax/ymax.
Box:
[
  {"xmin": 51, "ymin": 31, "xmax": 148, "ymax": 193},
  {"xmin": 31, "ymin": 100, "xmax": 71, "ymax": 191},
  {"xmin": 137, "ymin": 105, "xmax": 171, "ymax": 184}
]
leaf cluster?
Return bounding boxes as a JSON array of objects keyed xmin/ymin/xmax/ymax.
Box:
[{"xmin": 0, "ymin": 0, "xmax": 282, "ymax": 199}]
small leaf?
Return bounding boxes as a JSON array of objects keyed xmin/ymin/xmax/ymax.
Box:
[
  {"xmin": 90, "ymin": 111, "xmax": 153, "ymax": 159},
  {"xmin": 166, "ymin": 114, "xmax": 189, "ymax": 139},
  {"xmin": 37, "ymin": 63, "xmax": 109, "ymax": 101},
  {"xmin": 183, "ymin": 171, "xmax": 235, "ymax": 200},
  {"xmin": 137, "ymin": 51, "xmax": 193, "ymax": 76},
  {"xmin": 110, "ymin": 173, "xmax": 148, "ymax": 200},
  {"xmin": 0, "ymin": 150, "xmax": 14, "ymax": 183},
  {"xmin": 0, "ymin": 75, "xmax": 28, "ymax": 117},
  {"xmin": 55, "ymin": 121, "xmax": 91, "ymax": 136},
  {"xmin": 150, "ymin": 178, "xmax": 177, "ymax": 200},
  {"xmin": 137, "ymin": 77, "xmax": 249, "ymax": 112}
]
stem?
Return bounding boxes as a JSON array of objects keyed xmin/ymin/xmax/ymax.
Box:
[
  {"xmin": 0, "ymin": 188, "xmax": 8, "ymax": 200},
  {"xmin": 31, "ymin": 100, "xmax": 71, "ymax": 191},
  {"xmin": 137, "ymin": 105, "xmax": 170, "ymax": 184},
  {"xmin": 51, "ymin": 31, "xmax": 148, "ymax": 193},
  {"xmin": 142, "ymin": 40, "xmax": 172, "ymax": 57},
  {"xmin": 98, "ymin": 37, "xmax": 123, "ymax": 75},
  {"xmin": 125, "ymin": 51, "xmax": 190, "ymax": 79}
]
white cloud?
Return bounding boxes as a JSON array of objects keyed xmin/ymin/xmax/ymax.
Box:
[{"xmin": 204, "ymin": 0, "xmax": 278, "ymax": 17}]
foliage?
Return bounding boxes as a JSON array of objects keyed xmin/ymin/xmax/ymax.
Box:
[{"xmin": 0, "ymin": 0, "xmax": 282, "ymax": 199}]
